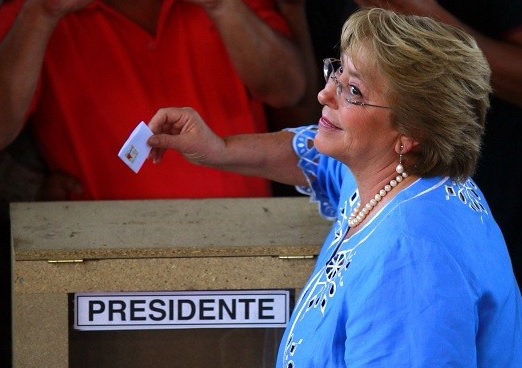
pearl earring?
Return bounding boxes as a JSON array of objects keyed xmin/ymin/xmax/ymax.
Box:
[{"xmin": 394, "ymin": 147, "xmax": 408, "ymax": 184}]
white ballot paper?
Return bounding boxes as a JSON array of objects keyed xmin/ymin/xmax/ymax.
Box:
[{"xmin": 118, "ymin": 121, "xmax": 153, "ymax": 173}]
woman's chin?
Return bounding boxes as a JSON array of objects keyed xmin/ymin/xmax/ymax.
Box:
[{"xmin": 313, "ymin": 134, "xmax": 332, "ymax": 156}]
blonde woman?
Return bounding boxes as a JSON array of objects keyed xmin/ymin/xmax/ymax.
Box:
[{"xmin": 147, "ymin": 8, "xmax": 521, "ymax": 367}]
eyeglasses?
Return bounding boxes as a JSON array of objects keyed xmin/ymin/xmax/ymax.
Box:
[{"xmin": 323, "ymin": 58, "xmax": 391, "ymax": 109}]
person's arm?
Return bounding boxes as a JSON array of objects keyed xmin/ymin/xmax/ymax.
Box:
[
  {"xmin": 185, "ymin": 0, "xmax": 306, "ymax": 108},
  {"xmin": 147, "ymin": 107, "xmax": 307, "ymax": 186},
  {"xmin": 354, "ymin": 0, "xmax": 522, "ymax": 107},
  {"xmin": 433, "ymin": 13, "xmax": 522, "ymax": 108},
  {"xmin": 0, "ymin": 0, "xmax": 92, "ymax": 150},
  {"xmin": 265, "ymin": 0, "xmax": 323, "ymax": 130}
]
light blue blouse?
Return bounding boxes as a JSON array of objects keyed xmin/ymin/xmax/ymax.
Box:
[{"xmin": 276, "ymin": 125, "xmax": 522, "ymax": 368}]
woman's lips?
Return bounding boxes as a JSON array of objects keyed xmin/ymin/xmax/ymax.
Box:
[{"xmin": 319, "ymin": 116, "xmax": 341, "ymax": 131}]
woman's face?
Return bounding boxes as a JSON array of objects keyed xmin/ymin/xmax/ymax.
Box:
[{"xmin": 315, "ymin": 50, "xmax": 400, "ymax": 172}]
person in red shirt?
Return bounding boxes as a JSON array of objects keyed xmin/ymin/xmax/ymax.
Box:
[{"xmin": 0, "ymin": 0, "xmax": 306, "ymax": 200}]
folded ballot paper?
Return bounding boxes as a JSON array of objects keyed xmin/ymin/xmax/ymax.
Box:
[{"xmin": 118, "ymin": 121, "xmax": 153, "ymax": 173}]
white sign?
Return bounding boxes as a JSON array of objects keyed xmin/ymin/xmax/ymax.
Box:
[{"xmin": 74, "ymin": 290, "xmax": 290, "ymax": 331}]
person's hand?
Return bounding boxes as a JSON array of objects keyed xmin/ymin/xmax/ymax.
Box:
[
  {"xmin": 147, "ymin": 107, "xmax": 226, "ymax": 166},
  {"xmin": 36, "ymin": 172, "xmax": 83, "ymax": 201},
  {"xmin": 25, "ymin": 0, "xmax": 93, "ymax": 20},
  {"xmin": 353, "ymin": 0, "xmax": 440, "ymax": 17}
]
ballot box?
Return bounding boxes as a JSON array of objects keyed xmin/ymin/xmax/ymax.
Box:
[{"xmin": 11, "ymin": 198, "xmax": 330, "ymax": 368}]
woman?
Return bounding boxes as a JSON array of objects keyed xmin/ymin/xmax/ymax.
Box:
[{"xmin": 147, "ymin": 8, "xmax": 521, "ymax": 367}]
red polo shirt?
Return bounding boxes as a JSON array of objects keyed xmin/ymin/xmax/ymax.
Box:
[{"xmin": 1, "ymin": 0, "xmax": 289, "ymax": 199}]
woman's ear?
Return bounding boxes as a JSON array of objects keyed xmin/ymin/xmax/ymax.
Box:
[{"xmin": 395, "ymin": 135, "xmax": 419, "ymax": 154}]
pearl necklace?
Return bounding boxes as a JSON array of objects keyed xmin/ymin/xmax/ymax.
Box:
[{"xmin": 348, "ymin": 163, "xmax": 408, "ymax": 227}]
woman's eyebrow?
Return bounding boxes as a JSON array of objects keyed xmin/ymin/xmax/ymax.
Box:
[{"xmin": 344, "ymin": 63, "xmax": 363, "ymax": 80}]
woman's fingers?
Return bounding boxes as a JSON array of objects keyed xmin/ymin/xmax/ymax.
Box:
[
  {"xmin": 148, "ymin": 107, "xmax": 201, "ymax": 134},
  {"xmin": 149, "ymin": 147, "xmax": 166, "ymax": 164},
  {"xmin": 148, "ymin": 133, "xmax": 179, "ymax": 149},
  {"xmin": 147, "ymin": 107, "xmax": 216, "ymax": 165},
  {"xmin": 148, "ymin": 107, "xmax": 176, "ymax": 134}
]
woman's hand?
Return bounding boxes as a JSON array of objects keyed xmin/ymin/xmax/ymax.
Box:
[{"xmin": 147, "ymin": 107, "xmax": 226, "ymax": 166}]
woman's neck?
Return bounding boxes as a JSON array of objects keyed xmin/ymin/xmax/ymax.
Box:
[{"xmin": 346, "ymin": 166, "xmax": 418, "ymax": 236}]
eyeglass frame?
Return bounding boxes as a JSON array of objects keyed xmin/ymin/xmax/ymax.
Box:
[{"xmin": 323, "ymin": 58, "xmax": 391, "ymax": 109}]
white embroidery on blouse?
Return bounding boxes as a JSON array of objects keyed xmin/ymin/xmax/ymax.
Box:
[
  {"xmin": 282, "ymin": 196, "xmax": 361, "ymax": 366},
  {"xmin": 444, "ymin": 178, "xmax": 488, "ymax": 214}
]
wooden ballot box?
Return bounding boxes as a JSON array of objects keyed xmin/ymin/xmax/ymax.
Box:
[{"xmin": 11, "ymin": 198, "xmax": 330, "ymax": 368}]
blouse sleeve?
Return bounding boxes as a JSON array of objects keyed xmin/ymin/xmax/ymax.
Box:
[
  {"xmin": 343, "ymin": 235, "xmax": 478, "ymax": 367},
  {"xmin": 285, "ymin": 125, "xmax": 347, "ymax": 220}
]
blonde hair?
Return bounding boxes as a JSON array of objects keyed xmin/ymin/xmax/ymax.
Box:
[{"xmin": 341, "ymin": 8, "xmax": 491, "ymax": 180}]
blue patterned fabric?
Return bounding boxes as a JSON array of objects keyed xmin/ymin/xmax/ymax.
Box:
[
  {"xmin": 276, "ymin": 125, "xmax": 522, "ymax": 368},
  {"xmin": 285, "ymin": 126, "xmax": 336, "ymax": 220}
]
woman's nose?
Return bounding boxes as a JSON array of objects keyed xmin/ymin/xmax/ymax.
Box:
[{"xmin": 317, "ymin": 81, "xmax": 339, "ymax": 109}]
